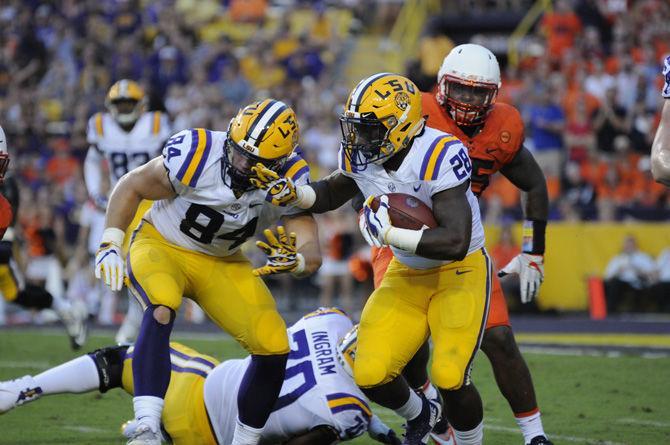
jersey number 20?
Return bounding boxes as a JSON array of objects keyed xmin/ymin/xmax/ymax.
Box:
[{"xmin": 179, "ymin": 204, "xmax": 258, "ymax": 249}]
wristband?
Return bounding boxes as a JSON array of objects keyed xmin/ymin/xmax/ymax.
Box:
[
  {"xmin": 295, "ymin": 185, "xmax": 316, "ymax": 209},
  {"xmin": 385, "ymin": 227, "xmax": 425, "ymax": 253},
  {"xmin": 291, "ymin": 253, "xmax": 306, "ymax": 276},
  {"xmin": 101, "ymin": 227, "xmax": 125, "ymax": 247},
  {"xmin": 521, "ymin": 220, "xmax": 546, "ymax": 255}
]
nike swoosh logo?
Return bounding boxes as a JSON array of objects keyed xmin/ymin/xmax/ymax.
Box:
[
  {"xmin": 485, "ymin": 147, "xmax": 499, "ymax": 154},
  {"xmin": 455, "ymin": 269, "xmax": 472, "ymax": 275},
  {"xmin": 413, "ymin": 184, "xmax": 421, "ymax": 192}
]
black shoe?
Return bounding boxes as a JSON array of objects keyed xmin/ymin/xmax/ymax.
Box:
[
  {"xmin": 401, "ymin": 393, "xmax": 441, "ymax": 445},
  {"xmin": 528, "ymin": 435, "xmax": 554, "ymax": 445}
]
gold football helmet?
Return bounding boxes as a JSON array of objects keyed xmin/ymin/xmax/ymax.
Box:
[
  {"xmin": 225, "ymin": 99, "xmax": 299, "ymax": 192},
  {"xmin": 105, "ymin": 79, "xmax": 146, "ymax": 127},
  {"xmin": 341, "ymin": 73, "xmax": 424, "ymax": 168},
  {"xmin": 336, "ymin": 324, "xmax": 359, "ymax": 378}
]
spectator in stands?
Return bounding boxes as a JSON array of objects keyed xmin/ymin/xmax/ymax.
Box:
[
  {"xmin": 604, "ymin": 235, "xmax": 658, "ymax": 313},
  {"xmin": 526, "ymin": 84, "xmax": 565, "ymax": 176},
  {"xmin": 650, "ymin": 248, "xmax": 670, "ymax": 312},
  {"xmin": 540, "ymin": 0, "xmax": 582, "ymax": 61},
  {"xmin": 593, "ymin": 87, "xmax": 631, "ymax": 154},
  {"xmin": 561, "ymin": 161, "xmax": 597, "ymax": 220}
]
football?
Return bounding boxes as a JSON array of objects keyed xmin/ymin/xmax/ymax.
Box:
[{"xmin": 369, "ymin": 193, "xmax": 438, "ymax": 230}]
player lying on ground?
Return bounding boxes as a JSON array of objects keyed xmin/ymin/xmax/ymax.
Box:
[
  {"xmin": 0, "ymin": 308, "xmax": 401, "ymax": 445},
  {"xmin": 94, "ymin": 99, "xmax": 321, "ymax": 445},
  {"xmin": 0, "ymin": 125, "xmax": 88, "ymax": 349},
  {"xmin": 253, "ymin": 73, "xmax": 490, "ymax": 445}
]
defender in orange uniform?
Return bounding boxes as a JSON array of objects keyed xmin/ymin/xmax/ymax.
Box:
[{"xmin": 372, "ymin": 44, "xmax": 551, "ymax": 445}]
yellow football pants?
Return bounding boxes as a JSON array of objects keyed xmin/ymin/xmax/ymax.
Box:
[
  {"xmin": 353, "ymin": 248, "xmax": 492, "ymax": 391},
  {"xmin": 123, "ymin": 199, "xmax": 152, "ymax": 252},
  {"xmin": 126, "ymin": 221, "xmax": 289, "ymax": 355},
  {"xmin": 121, "ymin": 342, "xmax": 218, "ymax": 445},
  {"xmin": 0, "ymin": 261, "xmax": 19, "ymax": 301}
]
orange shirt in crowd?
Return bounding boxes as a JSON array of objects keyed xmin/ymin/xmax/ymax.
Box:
[{"xmin": 541, "ymin": 11, "xmax": 582, "ymax": 59}]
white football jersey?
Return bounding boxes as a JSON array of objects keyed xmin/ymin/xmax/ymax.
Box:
[
  {"xmin": 339, "ymin": 126, "xmax": 485, "ymax": 269},
  {"xmin": 204, "ymin": 308, "xmax": 372, "ymax": 444},
  {"xmin": 86, "ymin": 111, "xmax": 171, "ymax": 187},
  {"xmin": 149, "ymin": 128, "xmax": 310, "ymax": 257}
]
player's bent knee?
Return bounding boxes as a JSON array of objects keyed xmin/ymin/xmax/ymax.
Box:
[
  {"xmin": 87, "ymin": 345, "xmax": 130, "ymax": 393},
  {"xmin": 353, "ymin": 357, "xmax": 392, "ymax": 388},
  {"xmin": 482, "ymin": 325, "xmax": 519, "ymax": 358},
  {"xmin": 431, "ymin": 360, "xmax": 465, "ymax": 390},
  {"xmin": 248, "ymin": 310, "xmax": 290, "ymax": 355},
  {"xmin": 152, "ymin": 305, "xmax": 174, "ymax": 325}
]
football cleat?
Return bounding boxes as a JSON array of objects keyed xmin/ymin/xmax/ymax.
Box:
[
  {"xmin": 0, "ymin": 375, "xmax": 42, "ymax": 414},
  {"xmin": 528, "ymin": 435, "xmax": 554, "ymax": 445},
  {"xmin": 58, "ymin": 300, "xmax": 89, "ymax": 350},
  {"xmin": 402, "ymin": 392, "xmax": 442, "ymax": 445},
  {"xmin": 126, "ymin": 422, "xmax": 162, "ymax": 445},
  {"xmin": 429, "ymin": 426, "xmax": 455, "ymax": 445}
]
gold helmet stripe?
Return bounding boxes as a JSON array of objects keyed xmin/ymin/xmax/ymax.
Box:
[
  {"xmin": 348, "ymin": 72, "xmax": 394, "ymax": 112},
  {"xmin": 246, "ymin": 100, "xmax": 286, "ymax": 144}
]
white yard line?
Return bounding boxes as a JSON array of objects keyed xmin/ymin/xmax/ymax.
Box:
[
  {"xmin": 617, "ymin": 418, "xmax": 670, "ymax": 428},
  {"xmin": 62, "ymin": 425, "xmax": 110, "ymax": 434},
  {"xmin": 484, "ymin": 424, "xmax": 626, "ymax": 445},
  {"xmin": 519, "ymin": 345, "xmax": 670, "ymax": 359},
  {"xmin": 0, "ymin": 360, "xmax": 51, "ymax": 369}
]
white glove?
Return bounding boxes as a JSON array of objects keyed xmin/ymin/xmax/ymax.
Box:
[
  {"xmin": 94, "ymin": 228, "xmax": 125, "ymax": 291},
  {"xmin": 663, "ymin": 55, "xmax": 670, "ymax": 98},
  {"xmin": 359, "ymin": 195, "xmax": 392, "ymax": 248},
  {"xmin": 368, "ymin": 414, "xmax": 401, "ymax": 444},
  {"xmin": 498, "ymin": 253, "xmax": 544, "ymax": 304}
]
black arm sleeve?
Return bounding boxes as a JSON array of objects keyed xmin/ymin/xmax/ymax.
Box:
[{"xmin": 307, "ymin": 171, "xmax": 360, "ymax": 214}]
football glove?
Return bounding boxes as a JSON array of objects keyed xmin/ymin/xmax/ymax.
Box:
[
  {"xmin": 253, "ymin": 226, "xmax": 304, "ymax": 276},
  {"xmin": 250, "ymin": 163, "xmax": 298, "ymax": 207},
  {"xmin": 94, "ymin": 228, "xmax": 125, "ymax": 291},
  {"xmin": 359, "ymin": 195, "xmax": 392, "ymax": 248},
  {"xmin": 663, "ymin": 55, "xmax": 670, "ymax": 98},
  {"xmin": 368, "ymin": 415, "xmax": 401, "ymax": 445},
  {"xmin": 498, "ymin": 253, "xmax": 544, "ymax": 303}
]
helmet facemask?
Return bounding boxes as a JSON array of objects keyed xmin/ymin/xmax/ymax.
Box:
[
  {"xmin": 107, "ymin": 98, "xmax": 144, "ymax": 127},
  {"xmin": 438, "ymin": 75, "xmax": 498, "ymax": 126},
  {"xmin": 0, "ymin": 152, "xmax": 9, "ymax": 184},
  {"xmin": 340, "ymin": 112, "xmax": 405, "ymax": 169},
  {"xmin": 223, "ymin": 136, "xmax": 287, "ymax": 194}
]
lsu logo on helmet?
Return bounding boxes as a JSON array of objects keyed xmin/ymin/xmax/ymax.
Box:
[
  {"xmin": 340, "ymin": 73, "xmax": 424, "ymax": 169},
  {"xmin": 336, "ymin": 324, "xmax": 359, "ymax": 378},
  {"xmin": 225, "ymin": 99, "xmax": 299, "ymax": 192},
  {"xmin": 105, "ymin": 79, "xmax": 146, "ymax": 126}
]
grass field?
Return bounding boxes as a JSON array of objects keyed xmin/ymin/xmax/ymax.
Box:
[{"xmin": 1, "ymin": 330, "xmax": 669, "ymax": 445}]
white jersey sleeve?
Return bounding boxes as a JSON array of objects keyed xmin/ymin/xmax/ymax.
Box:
[
  {"xmin": 161, "ymin": 128, "xmax": 215, "ymax": 195},
  {"xmin": 86, "ymin": 113, "xmax": 104, "ymax": 146}
]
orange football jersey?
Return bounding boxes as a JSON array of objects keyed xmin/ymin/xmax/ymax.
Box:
[
  {"xmin": 0, "ymin": 193, "xmax": 12, "ymax": 239},
  {"xmin": 421, "ymin": 92, "xmax": 525, "ymax": 196}
]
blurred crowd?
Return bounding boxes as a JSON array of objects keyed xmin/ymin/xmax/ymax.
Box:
[
  {"xmin": 474, "ymin": 0, "xmax": 668, "ymax": 222},
  {"xmin": 0, "ymin": 0, "xmax": 668, "ymax": 324}
]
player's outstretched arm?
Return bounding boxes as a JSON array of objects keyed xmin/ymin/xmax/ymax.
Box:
[
  {"xmin": 281, "ymin": 212, "xmax": 322, "ymax": 276},
  {"xmin": 498, "ymin": 147, "xmax": 547, "ymax": 303},
  {"xmin": 652, "ymin": 100, "xmax": 670, "ymax": 187},
  {"xmin": 252, "ymin": 164, "xmax": 360, "ymax": 213},
  {"xmin": 104, "ymin": 156, "xmax": 176, "ymax": 230},
  {"xmin": 417, "ymin": 181, "xmax": 473, "ymax": 261},
  {"xmin": 283, "ymin": 425, "xmax": 340, "ymax": 445}
]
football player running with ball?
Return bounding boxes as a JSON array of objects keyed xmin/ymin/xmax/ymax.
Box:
[
  {"xmin": 378, "ymin": 44, "xmax": 552, "ymax": 445},
  {"xmin": 254, "ymin": 73, "xmax": 490, "ymax": 445},
  {"xmin": 94, "ymin": 99, "xmax": 321, "ymax": 445}
]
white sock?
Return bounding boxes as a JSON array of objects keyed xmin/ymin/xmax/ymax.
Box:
[
  {"xmin": 34, "ymin": 356, "xmax": 99, "ymax": 395},
  {"xmin": 421, "ymin": 381, "xmax": 439, "ymax": 401},
  {"xmin": 394, "ymin": 390, "xmax": 423, "ymax": 421},
  {"xmin": 133, "ymin": 396, "xmax": 164, "ymax": 433},
  {"xmin": 231, "ymin": 418, "xmax": 263, "ymax": 445},
  {"xmin": 453, "ymin": 420, "xmax": 483, "ymax": 445},
  {"xmin": 515, "ymin": 411, "xmax": 545, "ymax": 443}
]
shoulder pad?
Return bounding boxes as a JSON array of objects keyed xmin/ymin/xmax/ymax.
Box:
[
  {"xmin": 162, "ymin": 128, "xmax": 214, "ymax": 188},
  {"xmin": 87, "ymin": 112, "xmax": 105, "ymax": 143},
  {"xmin": 419, "ymin": 133, "xmax": 463, "ymax": 181}
]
